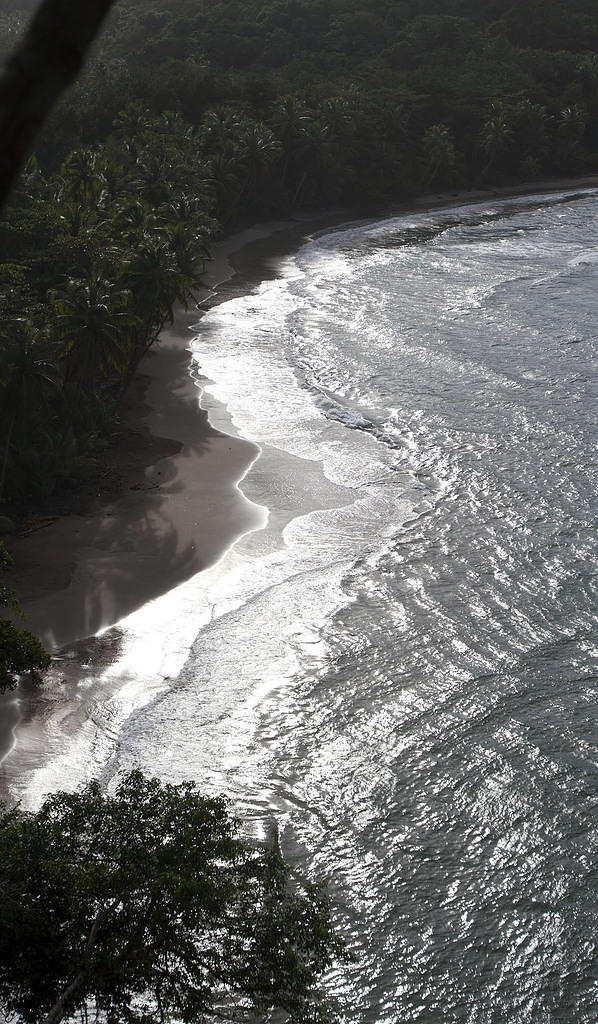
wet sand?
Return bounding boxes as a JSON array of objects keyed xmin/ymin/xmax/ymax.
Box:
[
  {"xmin": 2, "ymin": 176, "xmax": 597, "ymax": 787},
  {"xmin": 4, "ymin": 219, "xmax": 314, "ymax": 653},
  {"xmin": 6, "ymin": 317, "xmax": 259, "ymax": 652},
  {"xmin": 0, "ymin": 214, "xmax": 356, "ymax": 782},
  {"xmin": 6, "ymin": 180, "xmax": 598, "ymax": 649}
]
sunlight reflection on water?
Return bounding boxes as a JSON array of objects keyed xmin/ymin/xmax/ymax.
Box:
[{"xmin": 16, "ymin": 189, "xmax": 598, "ymax": 1023}]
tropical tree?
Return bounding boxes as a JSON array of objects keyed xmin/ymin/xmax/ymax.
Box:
[
  {"xmin": 200, "ymin": 105, "xmax": 246, "ymax": 154},
  {"xmin": 0, "ymin": 319, "xmax": 59, "ymax": 502},
  {"xmin": 60, "ymin": 147, "xmax": 105, "ymax": 203},
  {"xmin": 206, "ymin": 148, "xmax": 245, "ymax": 222},
  {"xmin": 56, "ymin": 198, "xmax": 100, "ymax": 239},
  {"xmin": 160, "ymin": 220, "xmax": 210, "ymax": 302},
  {"xmin": 576, "ymin": 52, "xmax": 598, "ymax": 94},
  {"xmin": 0, "ymin": 770, "xmax": 343, "ymax": 1024},
  {"xmin": 121, "ymin": 239, "xmax": 187, "ymax": 357},
  {"xmin": 510, "ymin": 98, "xmax": 551, "ymax": 172},
  {"xmin": 95, "ymin": 152, "xmax": 129, "ymax": 206},
  {"xmin": 133, "ymin": 147, "xmax": 180, "ymax": 207},
  {"xmin": 291, "ymin": 119, "xmax": 332, "ymax": 206},
  {"xmin": 479, "ymin": 102, "xmax": 512, "ymax": 179},
  {"xmin": 556, "ymin": 104, "xmax": 587, "ymax": 167},
  {"xmin": 319, "ymin": 96, "xmax": 355, "ymax": 141},
  {"xmin": 271, "ymin": 95, "xmax": 312, "ymax": 186},
  {"xmin": 422, "ymin": 123, "xmax": 456, "ymax": 183},
  {"xmin": 111, "ymin": 101, "xmax": 153, "ymax": 158},
  {"xmin": 161, "ymin": 190, "xmax": 217, "ymax": 233},
  {"xmin": 237, "ymin": 119, "xmax": 282, "ymax": 205},
  {"xmin": 13, "ymin": 154, "xmax": 47, "ymax": 203},
  {"xmin": 0, "ymin": 542, "xmax": 50, "ymax": 691},
  {"xmin": 111, "ymin": 196, "xmax": 160, "ymax": 240},
  {"xmin": 51, "ymin": 271, "xmax": 135, "ymax": 400}
]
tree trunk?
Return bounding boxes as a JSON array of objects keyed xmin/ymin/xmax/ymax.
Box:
[
  {"xmin": 41, "ymin": 971, "xmax": 86, "ymax": 1024},
  {"xmin": 0, "ymin": 0, "xmax": 116, "ymax": 208},
  {"xmin": 40, "ymin": 897, "xmax": 120, "ymax": 1024}
]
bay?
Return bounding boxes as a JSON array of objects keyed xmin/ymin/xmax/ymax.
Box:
[{"xmin": 19, "ymin": 189, "xmax": 598, "ymax": 1022}]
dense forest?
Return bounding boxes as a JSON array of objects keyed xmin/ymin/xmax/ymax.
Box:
[{"xmin": 0, "ymin": 0, "xmax": 597, "ymax": 508}]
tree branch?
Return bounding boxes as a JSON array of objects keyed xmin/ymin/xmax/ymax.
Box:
[
  {"xmin": 41, "ymin": 896, "xmax": 120, "ymax": 1024},
  {"xmin": 0, "ymin": 0, "xmax": 116, "ymax": 208},
  {"xmin": 41, "ymin": 969, "xmax": 87, "ymax": 1024}
]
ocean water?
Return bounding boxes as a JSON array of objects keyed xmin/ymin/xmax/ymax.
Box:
[{"xmin": 17, "ymin": 190, "xmax": 598, "ymax": 1021}]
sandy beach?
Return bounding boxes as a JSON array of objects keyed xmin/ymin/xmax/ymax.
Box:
[
  {"xmin": 2, "ymin": 175, "xmax": 597, "ymax": 790},
  {"xmin": 0, "ymin": 213, "xmax": 353, "ymax": 783},
  {"xmin": 4, "ymin": 218, "xmax": 316, "ymax": 653},
  {"xmin": 6, "ymin": 178, "xmax": 598, "ymax": 647}
]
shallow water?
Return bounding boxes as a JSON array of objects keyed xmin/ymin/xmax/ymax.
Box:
[{"xmin": 15, "ymin": 190, "xmax": 598, "ymax": 1021}]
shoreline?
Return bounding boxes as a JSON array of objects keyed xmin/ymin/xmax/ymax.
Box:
[
  {"xmin": 5, "ymin": 306, "xmax": 261, "ymax": 652},
  {"xmin": 0, "ymin": 212, "xmax": 351, "ymax": 785},
  {"xmin": 6, "ymin": 174, "xmax": 598, "ymax": 638},
  {"xmin": 3, "ymin": 217, "xmax": 317, "ymax": 652},
  {"xmin": 2, "ymin": 174, "xmax": 597, "ymax": 785}
]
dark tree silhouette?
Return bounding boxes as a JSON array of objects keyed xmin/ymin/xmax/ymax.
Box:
[{"xmin": 0, "ymin": 0, "xmax": 115, "ymax": 207}]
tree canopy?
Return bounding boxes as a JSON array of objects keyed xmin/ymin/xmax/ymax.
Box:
[
  {"xmin": 0, "ymin": 541, "xmax": 50, "ymax": 690},
  {"xmin": 1, "ymin": 0, "xmax": 597, "ymax": 508},
  {"xmin": 0, "ymin": 770, "xmax": 343, "ymax": 1024}
]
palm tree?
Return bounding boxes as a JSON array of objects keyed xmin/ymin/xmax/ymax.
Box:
[
  {"xmin": 291, "ymin": 119, "xmax": 331, "ymax": 206},
  {"xmin": 61, "ymin": 147, "xmax": 105, "ymax": 204},
  {"xmin": 112, "ymin": 103, "xmax": 153, "ymax": 152},
  {"xmin": 155, "ymin": 110, "xmax": 196, "ymax": 147},
  {"xmin": 576, "ymin": 53, "xmax": 598, "ymax": 96},
  {"xmin": 92, "ymin": 151, "xmax": 133, "ymax": 212},
  {"xmin": 511, "ymin": 98, "xmax": 550, "ymax": 170},
  {"xmin": 200, "ymin": 107, "xmax": 245, "ymax": 155},
  {"xmin": 422, "ymin": 123, "xmax": 456, "ymax": 183},
  {"xmin": 556, "ymin": 105, "xmax": 587, "ymax": 167},
  {"xmin": 112, "ymin": 197, "xmax": 160, "ymax": 239},
  {"xmin": 161, "ymin": 191, "xmax": 217, "ymax": 232},
  {"xmin": 160, "ymin": 221, "xmax": 211, "ymax": 304},
  {"xmin": 206, "ymin": 150, "xmax": 245, "ymax": 223},
  {"xmin": 14, "ymin": 154, "xmax": 46, "ymax": 202},
  {"xmin": 271, "ymin": 96, "xmax": 312, "ymax": 186},
  {"xmin": 0, "ymin": 321, "xmax": 59, "ymax": 502},
  {"xmin": 133, "ymin": 148, "xmax": 178, "ymax": 207},
  {"xmin": 319, "ymin": 96, "xmax": 355, "ymax": 141},
  {"xmin": 51, "ymin": 271, "xmax": 136, "ymax": 400},
  {"xmin": 237, "ymin": 120, "xmax": 282, "ymax": 205},
  {"xmin": 479, "ymin": 103, "xmax": 513, "ymax": 179},
  {"xmin": 121, "ymin": 240, "xmax": 185, "ymax": 359},
  {"xmin": 57, "ymin": 199, "xmax": 99, "ymax": 239}
]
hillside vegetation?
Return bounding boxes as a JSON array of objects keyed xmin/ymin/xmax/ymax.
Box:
[{"xmin": 1, "ymin": 0, "xmax": 597, "ymax": 507}]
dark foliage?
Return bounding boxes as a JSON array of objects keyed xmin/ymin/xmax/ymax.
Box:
[
  {"xmin": 0, "ymin": 0, "xmax": 596, "ymax": 504},
  {"xmin": 0, "ymin": 770, "xmax": 343, "ymax": 1024},
  {"xmin": 0, "ymin": 541, "xmax": 50, "ymax": 690}
]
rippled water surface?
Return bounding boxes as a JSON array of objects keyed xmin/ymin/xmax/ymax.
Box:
[
  {"xmin": 30, "ymin": 191, "xmax": 598, "ymax": 1021},
  {"xmin": 275, "ymin": 192, "xmax": 598, "ymax": 1023}
]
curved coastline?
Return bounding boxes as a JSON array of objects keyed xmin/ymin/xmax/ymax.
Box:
[
  {"xmin": 0, "ymin": 213, "xmax": 356, "ymax": 800},
  {"xmin": 3, "ymin": 215, "xmax": 343, "ymax": 655},
  {"xmin": 2, "ymin": 174, "xmax": 598, "ymax": 800},
  {"xmin": 6, "ymin": 175, "xmax": 598, "ymax": 650}
]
